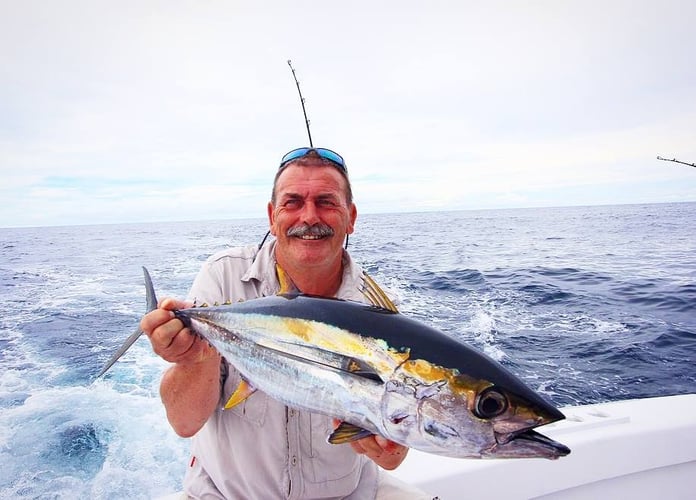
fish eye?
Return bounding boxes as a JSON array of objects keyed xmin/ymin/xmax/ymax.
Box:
[{"xmin": 474, "ymin": 387, "xmax": 508, "ymax": 419}]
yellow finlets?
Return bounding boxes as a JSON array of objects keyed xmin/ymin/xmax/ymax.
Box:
[{"xmin": 224, "ymin": 379, "xmax": 257, "ymax": 409}]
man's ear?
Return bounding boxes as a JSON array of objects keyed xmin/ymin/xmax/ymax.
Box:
[
  {"xmin": 347, "ymin": 203, "xmax": 357, "ymax": 234},
  {"xmin": 267, "ymin": 202, "xmax": 277, "ymax": 236}
]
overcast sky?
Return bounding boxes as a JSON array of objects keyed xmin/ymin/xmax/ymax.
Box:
[{"xmin": 2, "ymin": 0, "xmax": 695, "ymax": 228}]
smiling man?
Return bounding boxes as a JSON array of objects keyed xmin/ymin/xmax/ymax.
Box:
[
  {"xmin": 269, "ymin": 148, "xmax": 357, "ymax": 297},
  {"xmin": 141, "ymin": 148, "xmax": 431, "ymax": 499}
]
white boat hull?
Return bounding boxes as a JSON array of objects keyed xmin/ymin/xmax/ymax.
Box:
[
  {"xmin": 156, "ymin": 394, "xmax": 695, "ymax": 499},
  {"xmin": 389, "ymin": 394, "xmax": 696, "ymax": 499}
]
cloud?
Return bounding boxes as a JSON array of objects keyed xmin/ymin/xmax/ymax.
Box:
[{"xmin": 1, "ymin": 1, "xmax": 695, "ymax": 227}]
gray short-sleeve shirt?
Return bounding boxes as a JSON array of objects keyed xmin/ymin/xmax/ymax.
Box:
[{"xmin": 182, "ymin": 241, "xmax": 378, "ymax": 499}]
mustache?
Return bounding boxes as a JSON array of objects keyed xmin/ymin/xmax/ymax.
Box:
[{"xmin": 286, "ymin": 223, "xmax": 335, "ymax": 238}]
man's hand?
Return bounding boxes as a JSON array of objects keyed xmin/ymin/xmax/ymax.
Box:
[
  {"xmin": 350, "ymin": 434, "xmax": 408, "ymax": 470},
  {"xmin": 141, "ymin": 297, "xmax": 222, "ymax": 437},
  {"xmin": 333, "ymin": 420, "xmax": 409, "ymax": 470},
  {"xmin": 140, "ymin": 297, "xmax": 219, "ymax": 365}
]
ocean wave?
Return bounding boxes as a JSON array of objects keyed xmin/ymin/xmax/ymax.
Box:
[
  {"xmin": 0, "ymin": 384, "xmax": 188, "ymax": 499},
  {"xmin": 1, "ymin": 204, "xmax": 694, "ymax": 496}
]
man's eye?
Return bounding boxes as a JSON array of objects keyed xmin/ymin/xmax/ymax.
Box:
[{"xmin": 283, "ymin": 199, "xmax": 302, "ymax": 208}]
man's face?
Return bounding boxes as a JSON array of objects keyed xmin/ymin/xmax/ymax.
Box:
[{"xmin": 268, "ymin": 162, "xmax": 357, "ymax": 269}]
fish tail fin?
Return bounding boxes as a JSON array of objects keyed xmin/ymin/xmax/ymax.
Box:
[
  {"xmin": 142, "ymin": 266, "xmax": 158, "ymax": 313},
  {"xmin": 94, "ymin": 267, "xmax": 157, "ymax": 379}
]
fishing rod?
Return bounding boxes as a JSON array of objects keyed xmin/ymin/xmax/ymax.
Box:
[
  {"xmin": 258, "ymin": 61, "xmax": 349, "ymax": 250},
  {"xmin": 657, "ymin": 156, "xmax": 696, "ymax": 168},
  {"xmin": 286, "ymin": 60, "xmax": 349, "ymax": 249},
  {"xmin": 287, "ymin": 59, "xmax": 313, "ymax": 147},
  {"xmin": 258, "ymin": 60, "xmax": 314, "ymax": 251}
]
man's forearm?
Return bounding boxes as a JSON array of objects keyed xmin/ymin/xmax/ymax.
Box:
[{"xmin": 160, "ymin": 354, "xmax": 222, "ymax": 437}]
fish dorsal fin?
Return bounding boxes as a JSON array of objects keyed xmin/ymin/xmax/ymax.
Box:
[
  {"xmin": 223, "ymin": 379, "xmax": 257, "ymax": 409},
  {"xmin": 276, "ymin": 264, "xmax": 301, "ymax": 294},
  {"xmin": 360, "ymin": 272, "xmax": 399, "ymax": 313},
  {"xmin": 328, "ymin": 422, "xmax": 374, "ymax": 444}
]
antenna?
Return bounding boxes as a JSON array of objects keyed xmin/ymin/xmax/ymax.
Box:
[
  {"xmin": 287, "ymin": 59, "xmax": 313, "ymax": 147},
  {"xmin": 657, "ymin": 155, "xmax": 696, "ymax": 168}
]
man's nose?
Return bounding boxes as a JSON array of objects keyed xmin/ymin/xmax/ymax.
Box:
[{"xmin": 300, "ymin": 201, "xmax": 321, "ymax": 225}]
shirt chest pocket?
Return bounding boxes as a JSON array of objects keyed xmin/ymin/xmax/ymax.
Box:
[
  {"xmin": 300, "ymin": 413, "xmax": 362, "ymax": 487},
  {"xmin": 223, "ymin": 368, "xmax": 268, "ymax": 426},
  {"xmin": 228, "ymin": 392, "xmax": 268, "ymax": 425}
]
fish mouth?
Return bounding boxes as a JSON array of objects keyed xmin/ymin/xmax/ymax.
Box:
[
  {"xmin": 494, "ymin": 428, "xmax": 571, "ymax": 458},
  {"xmin": 513, "ymin": 429, "xmax": 571, "ymax": 456},
  {"xmin": 485, "ymin": 391, "xmax": 569, "ymax": 458}
]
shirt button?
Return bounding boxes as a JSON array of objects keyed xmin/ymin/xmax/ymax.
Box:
[
  {"xmin": 291, "ymin": 456, "xmax": 298, "ymax": 466},
  {"xmin": 289, "ymin": 409, "xmax": 295, "ymax": 417}
]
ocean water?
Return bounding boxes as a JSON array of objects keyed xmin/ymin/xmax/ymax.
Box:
[{"xmin": 1, "ymin": 202, "xmax": 694, "ymax": 498}]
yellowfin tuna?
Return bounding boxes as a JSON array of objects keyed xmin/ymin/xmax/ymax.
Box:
[{"xmin": 102, "ymin": 267, "xmax": 570, "ymax": 459}]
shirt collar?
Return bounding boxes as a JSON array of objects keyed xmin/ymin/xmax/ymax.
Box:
[
  {"xmin": 242, "ymin": 240, "xmax": 279, "ymax": 296},
  {"xmin": 243, "ymin": 239, "xmax": 365, "ymax": 301}
]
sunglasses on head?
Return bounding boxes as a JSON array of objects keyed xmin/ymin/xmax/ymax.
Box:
[{"xmin": 279, "ymin": 147, "xmax": 347, "ymax": 173}]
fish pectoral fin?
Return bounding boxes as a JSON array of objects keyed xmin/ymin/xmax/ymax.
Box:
[
  {"xmin": 344, "ymin": 358, "xmax": 384, "ymax": 382},
  {"xmin": 256, "ymin": 339, "xmax": 385, "ymax": 383},
  {"xmin": 223, "ymin": 379, "xmax": 257, "ymax": 409},
  {"xmin": 360, "ymin": 272, "xmax": 399, "ymax": 313},
  {"xmin": 327, "ymin": 422, "xmax": 374, "ymax": 444}
]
